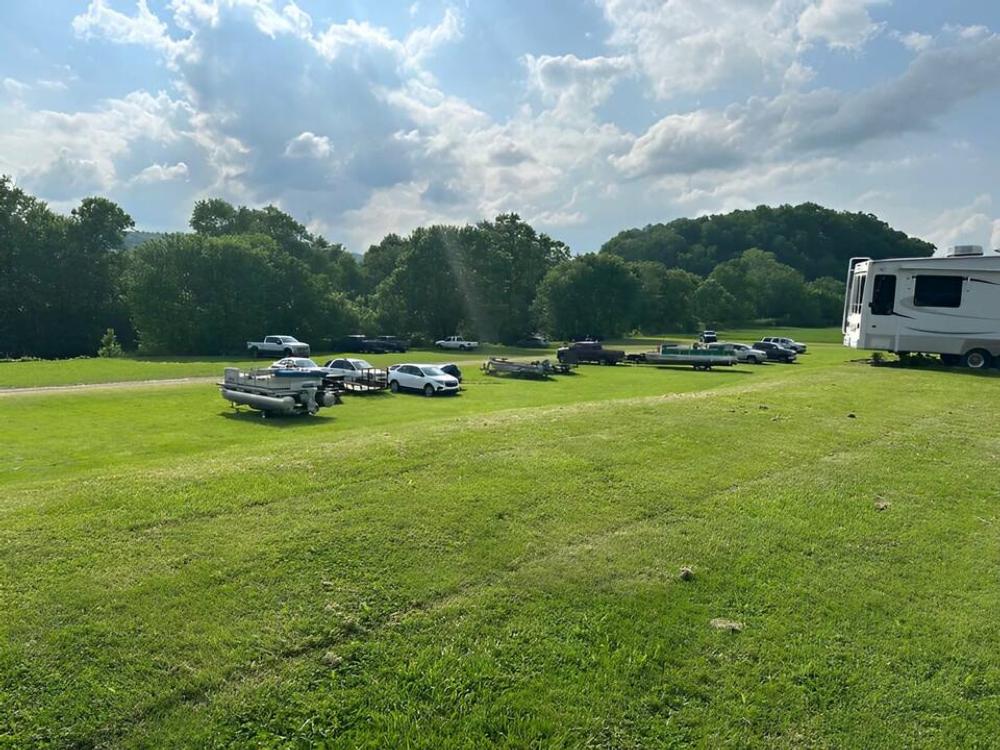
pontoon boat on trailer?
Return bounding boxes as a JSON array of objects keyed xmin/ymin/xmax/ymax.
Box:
[{"xmin": 219, "ymin": 366, "xmax": 343, "ymax": 416}]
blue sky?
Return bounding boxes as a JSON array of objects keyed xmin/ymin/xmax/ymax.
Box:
[{"xmin": 2, "ymin": 1, "xmax": 999, "ymax": 255}]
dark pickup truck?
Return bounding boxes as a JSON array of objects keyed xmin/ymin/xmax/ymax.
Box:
[
  {"xmin": 334, "ymin": 334, "xmax": 409, "ymax": 353},
  {"xmin": 556, "ymin": 340, "xmax": 625, "ymax": 365}
]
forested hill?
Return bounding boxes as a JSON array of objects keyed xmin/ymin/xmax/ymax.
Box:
[
  {"xmin": 599, "ymin": 203, "xmax": 935, "ymax": 280},
  {"xmin": 123, "ymin": 231, "xmax": 167, "ymax": 249}
]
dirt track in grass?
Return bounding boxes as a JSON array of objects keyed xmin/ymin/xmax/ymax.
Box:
[{"xmin": 0, "ymin": 376, "xmax": 216, "ymax": 397}]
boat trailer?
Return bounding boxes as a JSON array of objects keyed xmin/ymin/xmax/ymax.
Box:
[{"xmin": 482, "ymin": 357, "xmax": 574, "ymax": 379}]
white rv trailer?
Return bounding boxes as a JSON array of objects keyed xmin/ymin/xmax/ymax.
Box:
[{"xmin": 843, "ymin": 245, "xmax": 1000, "ymax": 369}]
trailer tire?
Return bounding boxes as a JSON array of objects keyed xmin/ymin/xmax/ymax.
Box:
[
  {"xmin": 389, "ymin": 380, "xmax": 399, "ymax": 393},
  {"xmin": 963, "ymin": 349, "xmax": 992, "ymax": 370}
]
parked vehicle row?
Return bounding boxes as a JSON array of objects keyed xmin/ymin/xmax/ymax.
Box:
[
  {"xmin": 228, "ymin": 330, "xmax": 811, "ymax": 417},
  {"xmin": 267, "ymin": 356, "xmax": 464, "ymax": 397}
]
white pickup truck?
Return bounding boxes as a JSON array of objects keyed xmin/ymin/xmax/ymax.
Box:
[
  {"xmin": 247, "ymin": 335, "xmax": 311, "ymax": 358},
  {"xmin": 434, "ymin": 336, "xmax": 479, "ymax": 350}
]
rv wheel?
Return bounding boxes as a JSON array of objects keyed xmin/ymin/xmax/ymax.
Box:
[{"xmin": 963, "ymin": 349, "xmax": 992, "ymax": 370}]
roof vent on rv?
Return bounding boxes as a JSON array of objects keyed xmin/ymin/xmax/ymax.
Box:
[{"xmin": 946, "ymin": 245, "xmax": 984, "ymax": 257}]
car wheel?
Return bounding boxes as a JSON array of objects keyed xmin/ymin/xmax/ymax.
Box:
[
  {"xmin": 963, "ymin": 349, "xmax": 992, "ymax": 370},
  {"xmin": 283, "ymin": 348, "xmax": 292, "ymax": 356},
  {"xmin": 423, "ymin": 384, "xmax": 435, "ymax": 397},
  {"xmin": 389, "ymin": 380, "xmax": 399, "ymax": 393},
  {"xmin": 249, "ymin": 347, "xmax": 259, "ymax": 358}
]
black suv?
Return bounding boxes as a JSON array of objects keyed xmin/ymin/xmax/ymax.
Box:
[
  {"xmin": 753, "ymin": 341, "xmax": 797, "ymax": 362},
  {"xmin": 373, "ymin": 335, "xmax": 409, "ymax": 353}
]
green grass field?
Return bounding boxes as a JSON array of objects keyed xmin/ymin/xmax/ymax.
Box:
[{"xmin": 3, "ymin": 330, "xmax": 999, "ymax": 747}]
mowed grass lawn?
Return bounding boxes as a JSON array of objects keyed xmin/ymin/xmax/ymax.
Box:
[{"xmin": 2, "ymin": 330, "xmax": 999, "ymax": 747}]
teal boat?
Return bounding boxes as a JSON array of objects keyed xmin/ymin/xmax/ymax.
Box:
[{"xmin": 643, "ymin": 343, "xmax": 736, "ymax": 370}]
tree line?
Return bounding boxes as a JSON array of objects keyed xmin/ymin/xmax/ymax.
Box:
[{"xmin": 0, "ymin": 176, "xmax": 934, "ymax": 358}]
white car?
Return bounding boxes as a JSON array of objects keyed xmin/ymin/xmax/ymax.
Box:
[
  {"xmin": 269, "ymin": 357, "xmax": 323, "ymax": 371},
  {"xmin": 387, "ymin": 363, "xmax": 460, "ymax": 396},
  {"xmin": 434, "ymin": 336, "xmax": 478, "ymax": 350},
  {"xmin": 323, "ymin": 357, "xmax": 386, "ymax": 382},
  {"xmin": 708, "ymin": 342, "xmax": 768, "ymax": 364}
]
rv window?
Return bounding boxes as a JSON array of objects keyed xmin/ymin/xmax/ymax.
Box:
[
  {"xmin": 913, "ymin": 275, "xmax": 963, "ymax": 308},
  {"xmin": 850, "ymin": 273, "xmax": 867, "ymax": 315},
  {"xmin": 870, "ymin": 274, "xmax": 896, "ymax": 315}
]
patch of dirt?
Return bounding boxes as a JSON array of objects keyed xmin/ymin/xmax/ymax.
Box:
[{"xmin": 710, "ymin": 618, "xmax": 745, "ymax": 632}]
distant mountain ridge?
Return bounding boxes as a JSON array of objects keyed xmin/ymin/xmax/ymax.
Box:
[{"xmin": 123, "ymin": 231, "xmax": 170, "ymax": 249}]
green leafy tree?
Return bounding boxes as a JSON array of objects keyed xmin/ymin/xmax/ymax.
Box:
[
  {"xmin": 0, "ymin": 177, "xmax": 132, "ymax": 357},
  {"xmin": 629, "ymin": 261, "xmax": 700, "ymax": 333},
  {"xmin": 533, "ymin": 253, "xmax": 640, "ymax": 339},
  {"xmin": 371, "ymin": 225, "xmax": 467, "ymax": 340},
  {"xmin": 457, "ymin": 213, "xmax": 570, "ymax": 342},
  {"xmin": 692, "ymin": 278, "xmax": 743, "ymax": 327}
]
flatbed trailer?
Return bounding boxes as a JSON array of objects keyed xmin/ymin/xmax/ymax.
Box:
[{"xmin": 341, "ymin": 368, "xmax": 390, "ymax": 393}]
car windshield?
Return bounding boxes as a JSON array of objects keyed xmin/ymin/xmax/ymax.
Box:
[
  {"xmin": 421, "ymin": 366, "xmax": 445, "ymax": 377},
  {"xmin": 352, "ymin": 359, "xmax": 373, "ymax": 369},
  {"xmin": 279, "ymin": 336, "xmax": 299, "ymax": 343}
]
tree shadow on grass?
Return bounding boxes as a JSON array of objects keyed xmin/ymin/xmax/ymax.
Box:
[
  {"xmin": 218, "ymin": 409, "xmax": 336, "ymax": 427},
  {"xmin": 649, "ymin": 366, "xmax": 755, "ymax": 375}
]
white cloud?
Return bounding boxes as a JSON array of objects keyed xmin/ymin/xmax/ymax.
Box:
[
  {"xmin": 923, "ymin": 194, "xmax": 998, "ymax": 253},
  {"xmin": 3, "ymin": 78, "xmax": 31, "ymax": 98},
  {"xmin": 798, "ymin": 0, "xmax": 884, "ymax": 50},
  {"xmin": 613, "ymin": 31, "xmax": 1000, "ymax": 179},
  {"xmin": 404, "ymin": 7, "xmax": 462, "ymax": 67},
  {"xmin": 523, "ymin": 53, "xmax": 631, "ymax": 116},
  {"xmin": 131, "ymin": 161, "xmax": 189, "ymax": 184},
  {"xmin": 284, "ymin": 132, "xmax": 333, "ymax": 159},
  {"xmin": 893, "ymin": 30, "xmax": 933, "ymax": 52},
  {"xmin": 599, "ymin": 0, "xmax": 806, "ymax": 98},
  {"xmin": 72, "ymin": 0, "xmax": 181, "ymax": 56}
]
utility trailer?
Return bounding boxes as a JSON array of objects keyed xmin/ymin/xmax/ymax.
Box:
[
  {"xmin": 219, "ymin": 366, "xmax": 343, "ymax": 417},
  {"xmin": 340, "ymin": 368, "xmax": 390, "ymax": 393},
  {"xmin": 628, "ymin": 343, "xmax": 736, "ymax": 370},
  {"xmin": 482, "ymin": 357, "xmax": 571, "ymax": 379}
]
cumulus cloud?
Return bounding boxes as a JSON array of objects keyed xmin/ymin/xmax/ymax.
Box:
[
  {"xmin": 599, "ymin": 0, "xmax": 806, "ymax": 98},
  {"xmin": 523, "ymin": 53, "xmax": 631, "ymax": 115},
  {"xmin": 614, "ymin": 31, "xmax": 1000, "ymax": 179},
  {"xmin": 72, "ymin": 0, "xmax": 181, "ymax": 56},
  {"xmin": 284, "ymin": 132, "xmax": 333, "ymax": 159},
  {"xmin": 923, "ymin": 195, "xmax": 999, "ymax": 253},
  {"xmin": 131, "ymin": 161, "xmax": 189, "ymax": 184},
  {"xmin": 3, "ymin": 78, "xmax": 31, "ymax": 98},
  {"xmin": 797, "ymin": 0, "xmax": 884, "ymax": 49},
  {"xmin": 893, "ymin": 30, "xmax": 933, "ymax": 52}
]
